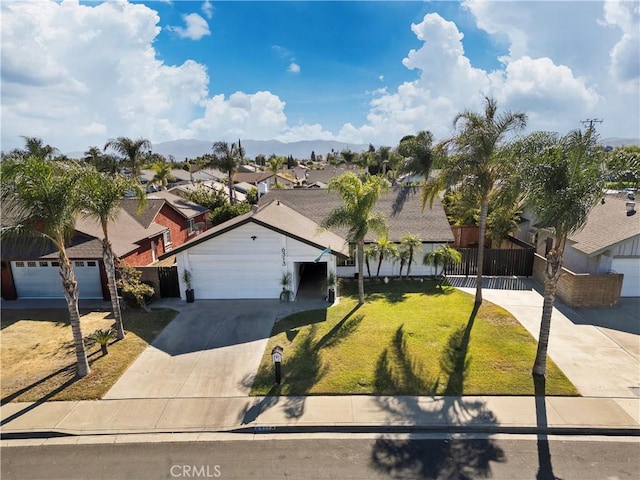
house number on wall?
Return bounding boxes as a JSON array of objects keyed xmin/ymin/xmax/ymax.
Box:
[{"xmin": 281, "ymin": 248, "xmax": 286, "ymax": 266}]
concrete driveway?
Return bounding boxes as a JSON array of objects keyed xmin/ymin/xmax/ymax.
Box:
[
  {"xmin": 104, "ymin": 298, "xmax": 327, "ymax": 399},
  {"xmin": 457, "ymin": 278, "xmax": 640, "ymax": 398}
]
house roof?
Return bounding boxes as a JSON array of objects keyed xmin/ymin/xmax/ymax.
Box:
[
  {"xmin": 258, "ymin": 186, "xmax": 454, "ymax": 243},
  {"xmin": 147, "ymin": 190, "xmax": 208, "ymax": 219},
  {"xmin": 75, "ymin": 207, "xmax": 167, "ymax": 258},
  {"xmin": 234, "ymin": 172, "xmax": 294, "ymax": 185},
  {"xmin": 1, "ymin": 231, "xmax": 104, "ymax": 261},
  {"xmin": 568, "ymin": 194, "xmax": 640, "ymax": 256},
  {"xmin": 161, "ymin": 199, "xmax": 349, "ymax": 259},
  {"xmin": 121, "ymin": 198, "xmax": 164, "ymax": 228},
  {"xmin": 169, "ymin": 180, "xmax": 247, "ymax": 203},
  {"xmin": 304, "ymin": 166, "xmax": 364, "ymax": 185}
]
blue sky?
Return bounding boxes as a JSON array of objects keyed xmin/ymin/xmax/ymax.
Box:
[{"xmin": 1, "ymin": 1, "xmax": 638, "ymax": 153}]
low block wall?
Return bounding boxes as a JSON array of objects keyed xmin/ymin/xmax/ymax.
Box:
[
  {"xmin": 137, "ymin": 267, "xmax": 162, "ymax": 300},
  {"xmin": 533, "ymin": 254, "xmax": 623, "ymax": 307}
]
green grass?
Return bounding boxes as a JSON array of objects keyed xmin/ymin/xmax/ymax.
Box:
[{"xmin": 251, "ymin": 280, "xmax": 578, "ymax": 396}]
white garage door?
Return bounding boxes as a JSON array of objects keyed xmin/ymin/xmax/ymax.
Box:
[
  {"xmin": 11, "ymin": 260, "xmax": 103, "ymax": 299},
  {"xmin": 612, "ymin": 258, "xmax": 640, "ymax": 297},
  {"xmin": 188, "ymin": 253, "xmax": 282, "ymax": 299}
]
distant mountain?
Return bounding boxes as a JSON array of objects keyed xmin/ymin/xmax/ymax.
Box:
[
  {"xmin": 149, "ymin": 139, "xmax": 372, "ymax": 161},
  {"xmin": 601, "ymin": 137, "xmax": 640, "ymax": 148}
]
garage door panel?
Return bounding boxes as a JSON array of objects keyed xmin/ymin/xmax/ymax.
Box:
[
  {"xmin": 188, "ymin": 254, "xmax": 283, "ymax": 299},
  {"xmin": 612, "ymin": 258, "xmax": 640, "ymax": 297},
  {"xmin": 11, "ymin": 260, "xmax": 103, "ymax": 299}
]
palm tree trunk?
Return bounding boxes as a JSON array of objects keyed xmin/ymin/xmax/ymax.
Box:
[
  {"xmin": 103, "ymin": 239, "xmax": 125, "ymax": 340},
  {"xmin": 59, "ymin": 251, "xmax": 90, "ymax": 378},
  {"xmin": 357, "ymin": 240, "xmax": 365, "ymax": 304},
  {"xmin": 228, "ymin": 172, "xmax": 235, "ymax": 205},
  {"xmin": 407, "ymin": 249, "xmax": 414, "ymax": 276},
  {"xmin": 532, "ymin": 248, "xmax": 563, "ymax": 376},
  {"xmin": 376, "ymin": 254, "xmax": 383, "ymax": 278},
  {"xmin": 474, "ymin": 197, "xmax": 489, "ymax": 306}
]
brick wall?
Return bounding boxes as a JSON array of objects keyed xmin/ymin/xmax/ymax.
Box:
[{"xmin": 533, "ymin": 254, "xmax": 623, "ymax": 307}]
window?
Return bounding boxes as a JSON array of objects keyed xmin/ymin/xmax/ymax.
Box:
[
  {"xmin": 15, "ymin": 261, "xmax": 25, "ymax": 267},
  {"xmin": 75, "ymin": 261, "xmax": 85, "ymax": 267},
  {"xmin": 163, "ymin": 230, "xmax": 172, "ymax": 247},
  {"xmin": 39, "ymin": 261, "xmax": 48, "ymax": 267},
  {"xmin": 51, "ymin": 261, "xmax": 60, "ymax": 267},
  {"xmin": 27, "ymin": 261, "xmax": 36, "ymax": 267},
  {"xmin": 337, "ymin": 244, "xmax": 356, "ymax": 266},
  {"xmin": 187, "ymin": 218, "xmax": 195, "ymax": 235},
  {"xmin": 87, "ymin": 261, "xmax": 97, "ymax": 267}
]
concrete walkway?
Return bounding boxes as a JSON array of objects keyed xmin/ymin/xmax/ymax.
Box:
[{"xmin": 457, "ymin": 279, "xmax": 640, "ymax": 398}]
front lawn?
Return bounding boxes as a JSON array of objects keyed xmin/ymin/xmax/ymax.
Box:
[
  {"xmin": 251, "ymin": 281, "xmax": 578, "ymax": 396},
  {"xmin": 1, "ymin": 307, "xmax": 177, "ymax": 402}
]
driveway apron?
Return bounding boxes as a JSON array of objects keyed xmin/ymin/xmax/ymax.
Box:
[{"xmin": 104, "ymin": 300, "xmax": 282, "ymax": 399}]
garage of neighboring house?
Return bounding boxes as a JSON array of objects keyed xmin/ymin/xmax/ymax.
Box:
[
  {"xmin": 611, "ymin": 257, "xmax": 640, "ymax": 297},
  {"xmin": 162, "ymin": 200, "xmax": 348, "ymax": 300},
  {"xmin": 10, "ymin": 259, "xmax": 104, "ymax": 299}
]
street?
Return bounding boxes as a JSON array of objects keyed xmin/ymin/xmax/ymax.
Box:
[{"xmin": 2, "ymin": 435, "xmax": 638, "ymax": 479}]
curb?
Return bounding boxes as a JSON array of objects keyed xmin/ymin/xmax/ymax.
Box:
[{"xmin": 2, "ymin": 424, "xmax": 639, "ymax": 441}]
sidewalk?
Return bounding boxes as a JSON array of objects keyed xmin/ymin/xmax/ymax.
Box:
[
  {"xmin": 2, "ymin": 394, "xmax": 639, "ymax": 445},
  {"xmin": 2, "ymin": 281, "xmax": 639, "ymax": 445}
]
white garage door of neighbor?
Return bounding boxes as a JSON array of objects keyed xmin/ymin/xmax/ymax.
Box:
[
  {"xmin": 11, "ymin": 260, "xmax": 103, "ymax": 299},
  {"xmin": 189, "ymin": 254, "xmax": 283, "ymax": 299},
  {"xmin": 612, "ymin": 258, "xmax": 640, "ymax": 297}
]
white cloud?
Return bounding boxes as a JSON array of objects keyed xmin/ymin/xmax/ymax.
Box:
[
  {"xmin": 288, "ymin": 62, "xmax": 300, "ymax": 74},
  {"xmin": 202, "ymin": 0, "xmax": 214, "ymax": 20},
  {"xmin": 167, "ymin": 13, "xmax": 210, "ymax": 41},
  {"xmin": 188, "ymin": 91, "xmax": 288, "ymax": 141},
  {"xmin": 337, "ymin": 5, "xmax": 639, "ymax": 145}
]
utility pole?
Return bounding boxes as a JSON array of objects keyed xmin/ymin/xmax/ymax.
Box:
[{"xmin": 580, "ymin": 118, "xmax": 603, "ymax": 130}]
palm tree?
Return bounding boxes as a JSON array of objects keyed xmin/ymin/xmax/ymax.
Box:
[
  {"xmin": 4, "ymin": 136, "xmax": 60, "ymax": 161},
  {"xmin": 517, "ymin": 128, "xmax": 606, "ymax": 376},
  {"xmin": 1, "ymin": 156, "xmax": 90, "ymax": 377},
  {"xmin": 151, "ymin": 156, "xmax": 175, "ymax": 190},
  {"xmin": 104, "ymin": 136, "xmax": 152, "ymax": 180},
  {"xmin": 210, "ymin": 141, "xmax": 243, "ymax": 204},
  {"xmin": 371, "ymin": 235, "xmax": 398, "ymax": 277},
  {"xmin": 322, "ymin": 173, "xmax": 389, "ymax": 304},
  {"xmin": 364, "ymin": 245, "xmax": 376, "ymax": 278},
  {"xmin": 399, "ymin": 233, "xmax": 422, "ymax": 277},
  {"xmin": 268, "ymin": 157, "xmax": 284, "ymax": 185},
  {"xmin": 423, "ymin": 245, "xmax": 463, "ymax": 289},
  {"xmin": 396, "ymin": 247, "xmax": 411, "ymax": 279},
  {"xmin": 425, "ymin": 96, "xmax": 527, "ymax": 306},
  {"xmin": 83, "ymin": 146, "xmax": 102, "ymax": 165},
  {"xmin": 397, "ymin": 130, "xmax": 436, "ymax": 183},
  {"xmin": 78, "ymin": 170, "xmax": 146, "ymax": 340}
]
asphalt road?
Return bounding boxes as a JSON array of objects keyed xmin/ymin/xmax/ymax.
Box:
[{"xmin": 2, "ymin": 435, "xmax": 638, "ymax": 480}]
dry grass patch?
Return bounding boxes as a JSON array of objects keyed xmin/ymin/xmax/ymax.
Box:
[{"xmin": 1, "ymin": 307, "xmax": 176, "ymax": 402}]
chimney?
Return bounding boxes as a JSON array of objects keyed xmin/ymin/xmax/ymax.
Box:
[{"xmin": 626, "ymin": 201, "xmax": 636, "ymax": 216}]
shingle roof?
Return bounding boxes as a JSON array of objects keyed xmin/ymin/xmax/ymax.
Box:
[
  {"xmin": 161, "ymin": 200, "xmax": 349, "ymax": 259},
  {"xmin": 121, "ymin": 198, "xmax": 164, "ymax": 228},
  {"xmin": 1, "ymin": 232, "xmax": 104, "ymax": 261},
  {"xmin": 568, "ymin": 194, "xmax": 640, "ymax": 256},
  {"xmin": 305, "ymin": 166, "xmax": 364, "ymax": 185},
  {"xmin": 258, "ymin": 186, "xmax": 454, "ymax": 243},
  {"xmin": 147, "ymin": 190, "xmax": 208, "ymax": 219}
]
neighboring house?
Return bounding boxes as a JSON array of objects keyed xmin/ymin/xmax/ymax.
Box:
[
  {"xmin": 519, "ymin": 193, "xmax": 640, "ymax": 299},
  {"xmin": 304, "ymin": 166, "xmax": 363, "ymax": 187},
  {"xmin": 170, "ymin": 180, "xmax": 248, "ymax": 203},
  {"xmin": 1, "ymin": 194, "xmax": 208, "ymax": 300},
  {"xmin": 160, "ymin": 186, "xmax": 454, "ymax": 301},
  {"xmin": 140, "ymin": 168, "xmax": 196, "ymax": 191},
  {"xmin": 233, "ymin": 172, "xmax": 295, "ymax": 190}
]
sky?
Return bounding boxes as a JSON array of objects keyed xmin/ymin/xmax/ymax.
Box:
[{"xmin": 1, "ymin": 0, "xmax": 639, "ymax": 155}]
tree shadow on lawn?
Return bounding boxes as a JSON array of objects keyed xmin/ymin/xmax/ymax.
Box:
[
  {"xmin": 362, "ymin": 279, "xmax": 455, "ymax": 305},
  {"xmin": 250, "ymin": 305, "xmax": 365, "ymax": 418},
  {"xmin": 370, "ymin": 303, "xmax": 505, "ymax": 479}
]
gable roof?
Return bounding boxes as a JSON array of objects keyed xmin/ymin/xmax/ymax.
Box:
[
  {"xmin": 568, "ymin": 194, "xmax": 640, "ymax": 256},
  {"xmin": 258, "ymin": 186, "xmax": 454, "ymax": 243},
  {"xmin": 75, "ymin": 207, "xmax": 167, "ymax": 258},
  {"xmin": 121, "ymin": 198, "xmax": 164, "ymax": 228},
  {"xmin": 234, "ymin": 172, "xmax": 294, "ymax": 185},
  {"xmin": 304, "ymin": 166, "xmax": 364, "ymax": 185},
  {"xmin": 147, "ymin": 190, "xmax": 208, "ymax": 219},
  {"xmin": 161, "ymin": 200, "xmax": 349, "ymax": 259}
]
